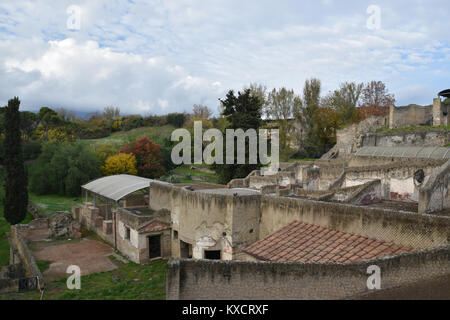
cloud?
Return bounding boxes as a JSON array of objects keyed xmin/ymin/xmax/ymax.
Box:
[{"xmin": 0, "ymin": 0, "xmax": 449, "ymax": 113}]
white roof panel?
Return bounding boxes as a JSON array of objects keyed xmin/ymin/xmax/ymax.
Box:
[{"xmin": 82, "ymin": 174, "xmax": 153, "ymax": 201}]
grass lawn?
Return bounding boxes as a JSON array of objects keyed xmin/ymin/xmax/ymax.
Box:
[
  {"xmin": 29, "ymin": 193, "xmax": 83, "ymax": 216},
  {"xmin": 0, "ymin": 257, "xmax": 167, "ymax": 300},
  {"xmin": 83, "ymin": 125, "xmax": 175, "ymax": 147},
  {"xmin": 171, "ymin": 165, "xmax": 219, "ymax": 179}
]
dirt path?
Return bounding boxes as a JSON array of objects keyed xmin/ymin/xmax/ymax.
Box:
[{"xmin": 32, "ymin": 238, "xmax": 117, "ymax": 282}]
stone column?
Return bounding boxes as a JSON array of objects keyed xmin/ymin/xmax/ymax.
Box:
[{"xmin": 433, "ymin": 98, "xmax": 442, "ymax": 126}]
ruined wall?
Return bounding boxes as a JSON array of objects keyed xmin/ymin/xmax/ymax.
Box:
[
  {"xmin": 389, "ymin": 104, "xmax": 433, "ymax": 129},
  {"xmin": 343, "ymin": 161, "xmax": 442, "ymax": 202},
  {"xmin": 72, "ymin": 203, "xmax": 114, "ymax": 246},
  {"xmin": 166, "ymin": 246, "xmax": 450, "ymax": 300},
  {"xmin": 335, "ymin": 116, "xmax": 388, "ymax": 156},
  {"xmin": 419, "ymin": 160, "xmax": 450, "ymax": 214},
  {"xmin": 150, "ymin": 183, "xmax": 261, "ymax": 260},
  {"xmin": 259, "ymin": 196, "xmax": 449, "ymax": 249},
  {"xmin": 9, "ymin": 226, "xmax": 44, "ymax": 289},
  {"xmin": 362, "ymin": 130, "xmax": 450, "ymax": 148},
  {"xmin": 433, "ymin": 98, "xmax": 449, "ymax": 126}
]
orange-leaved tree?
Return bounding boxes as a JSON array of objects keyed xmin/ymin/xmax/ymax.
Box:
[
  {"xmin": 102, "ymin": 153, "xmax": 138, "ymax": 176},
  {"xmin": 120, "ymin": 136, "xmax": 165, "ymax": 178}
]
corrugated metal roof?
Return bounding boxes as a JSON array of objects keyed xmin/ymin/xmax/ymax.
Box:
[
  {"xmin": 356, "ymin": 146, "xmax": 450, "ymax": 159},
  {"xmin": 81, "ymin": 174, "xmax": 154, "ymax": 201}
]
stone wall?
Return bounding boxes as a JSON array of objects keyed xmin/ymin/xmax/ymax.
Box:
[
  {"xmin": 419, "ymin": 159, "xmax": 450, "ymax": 214},
  {"xmin": 149, "ymin": 182, "xmax": 261, "ymax": 260},
  {"xmin": 343, "ymin": 161, "xmax": 443, "ymax": 202},
  {"xmin": 362, "ymin": 130, "xmax": 450, "ymax": 148},
  {"xmin": 115, "ymin": 208, "xmax": 171, "ymax": 264},
  {"xmin": 9, "ymin": 226, "xmax": 44, "ymax": 290},
  {"xmin": 259, "ymin": 196, "xmax": 449, "ymax": 249},
  {"xmin": 334, "ymin": 116, "xmax": 388, "ymax": 157},
  {"xmin": 166, "ymin": 246, "xmax": 449, "ymax": 300},
  {"xmin": 389, "ymin": 104, "xmax": 433, "ymax": 129}
]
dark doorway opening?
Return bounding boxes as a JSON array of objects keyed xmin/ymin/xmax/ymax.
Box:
[
  {"xmin": 148, "ymin": 235, "xmax": 161, "ymax": 259},
  {"xmin": 180, "ymin": 240, "xmax": 192, "ymax": 258},
  {"xmin": 204, "ymin": 250, "xmax": 221, "ymax": 260}
]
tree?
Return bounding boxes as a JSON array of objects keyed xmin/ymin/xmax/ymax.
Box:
[
  {"xmin": 167, "ymin": 113, "xmax": 187, "ymax": 128},
  {"xmin": 37, "ymin": 107, "xmax": 62, "ymax": 141},
  {"xmin": 120, "ymin": 137, "xmax": 165, "ymax": 178},
  {"xmin": 266, "ymin": 87, "xmax": 302, "ymax": 160},
  {"xmin": 103, "ymin": 106, "xmax": 120, "ymax": 119},
  {"xmin": 95, "ymin": 143, "xmax": 120, "ymax": 165},
  {"xmin": 56, "ymin": 108, "xmax": 77, "ymax": 122},
  {"xmin": 192, "ymin": 104, "xmax": 212, "ymax": 119},
  {"xmin": 3, "ymin": 97, "xmax": 28, "ymax": 225},
  {"xmin": 29, "ymin": 142, "xmax": 101, "ymax": 196},
  {"xmin": 323, "ymin": 82, "xmax": 363, "ymax": 125},
  {"xmin": 300, "ymin": 78, "xmax": 322, "ymax": 157},
  {"xmin": 360, "ymin": 81, "xmax": 395, "ymax": 108},
  {"xmin": 101, "ymin": 153, "xmax": 138, "ymax": 176},
  {"xmin": 20, "ymin": 111, "xmax": 38, "ymax": 140},
  {"xmin": 244, "ymin": 83, "xmax": 268, "ymax": 113},
  {"xmin": 214, "ymin": 89, "xmax": 262, "ymax": 184}
]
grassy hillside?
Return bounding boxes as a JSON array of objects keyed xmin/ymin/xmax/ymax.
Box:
[{"xmin": 83, "ymin": 125, "xmax": 175, "ymax": 147}]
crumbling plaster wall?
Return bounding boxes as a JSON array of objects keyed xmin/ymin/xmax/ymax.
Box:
[
  {"xmin": 419, "ymin": 159, "xmax": 450, "ymax": 214},
  {"xmin": 149, "ymin": 183, "xmax": 261, "ymax": 260}
]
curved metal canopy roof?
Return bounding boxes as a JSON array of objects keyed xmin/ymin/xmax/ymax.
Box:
[
  {"xmin": 438, "ymin": 89, "xmax": 450, "ymax": 98},
  {"xmin": 356, "ymin": 146, "xmax": 450, "ymax": 160},
  {"xmin": 82, "ymin": 174, "xmax": 154, "ymax": 201}
]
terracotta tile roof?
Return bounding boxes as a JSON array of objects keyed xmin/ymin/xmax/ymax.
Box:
[{"xmin": 243, "ymin": 221, "xmax": 414, "ymax": 263}]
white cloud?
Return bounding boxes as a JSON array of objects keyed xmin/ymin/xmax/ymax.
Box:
[{"xmin": 0, "ymin": 0, "xmax": 449, "ymax": 112}]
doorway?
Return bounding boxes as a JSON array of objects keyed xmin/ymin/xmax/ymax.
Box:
[
  {"xmin": 148, "ymin": 235, "xmax": 161, "ymax": 259},
  {"xmin": 180, "ymin": 240, "xmax": 193, "ymax": 258}
]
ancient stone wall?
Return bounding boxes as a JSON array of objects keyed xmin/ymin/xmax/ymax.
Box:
[
  {"xmin": 362, "ymin": 130, "xmax": 450, "ymax": 148},
  {"xmin": 259, "ymin": 195, "xmax": 449, "ymax": 249},
  {"xmin": 389, "ymin": 104, "xmax": 433, "ymax": 129},
  {"xmin": 9, "ymin": 226, "xmax": 44, "ymax": 289},
  {"xmin": 166, "ymin": 246, "xmax": 449, "ymax": 300},
  {"xmin": 419, "ymin": 159, "xmax": 450, "ymax": 214}
]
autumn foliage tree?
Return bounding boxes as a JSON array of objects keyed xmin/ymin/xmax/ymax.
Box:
[
  {"xmin": 120, "ymin": 137, "xmax": 165, "ymax": 178},
  {"xmin": 102, "ymin": 153, "xmax": 138, "ymax": 176}
]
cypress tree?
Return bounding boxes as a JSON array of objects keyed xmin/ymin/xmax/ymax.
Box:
[{"xmin": 3, "ymin": 97, "xmax": 28, "ymax": 225}]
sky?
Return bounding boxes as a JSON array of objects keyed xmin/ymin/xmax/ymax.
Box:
[{"xmin": 0, "ymin": 0, "xmax": 449, "ymax": 116}]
